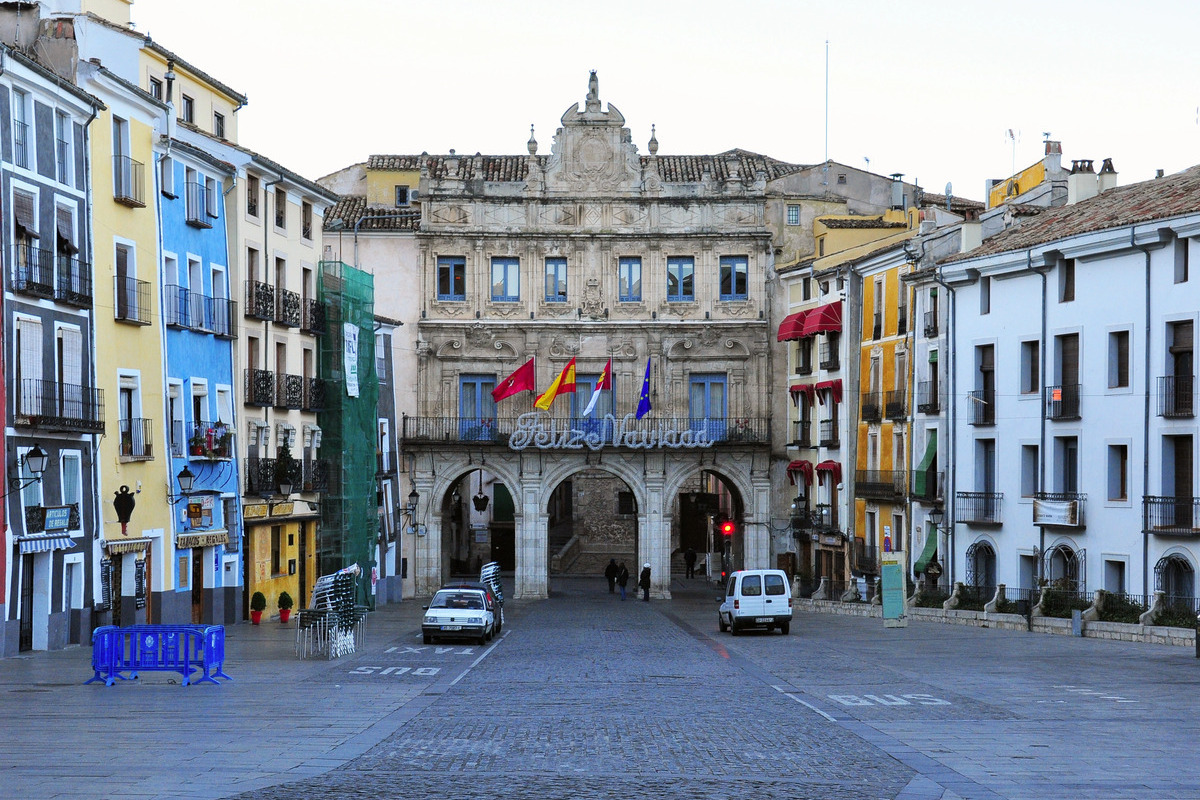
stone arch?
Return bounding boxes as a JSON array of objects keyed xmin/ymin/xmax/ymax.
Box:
[
  {"xmin": 663, "ymin": 462, "xmax": 754, "ymax": 519},
  {"xmin": 536, "ymin": 456, "xmax": 650, "ymax": 514},
  {"xmin": 1154, "ymin": 549, "xmax": 1196, "ymax": 600}
]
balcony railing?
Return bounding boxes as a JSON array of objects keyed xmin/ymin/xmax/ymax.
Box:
[
  {"xmin": 55, "ymin": 253, "xmax": 91, "ymax": 308},
  {"xmin": 244, "ymin": 457, "xmax": 276, "ymax": 495},
  {"xmin": 185, "ymin": 181, "xmax": 211, "ymax": 227},
  {"xmin": 401, "ymin": 416, "xmax": 771, "ymax": 446},
  {"xmin": 855, "ymin": 469, "xmax": 907, "ymax": 499},
  {"xmin": 956, "ymin": 491, "xmax": 1003, "ymax": 525},
  {"xmin": 923, "ymin": 310, "xmax": 938, "ymax": 338},
  {"xmin": 1033, "ymin": 491, "xmax": 1086, "ymax": 527},
  {"xmin": 113, "ymin": 155, "xmax": 145, "ymax": 207},
  {"xmin": 852, "ymin": 538, "xmax": 879, "ymax": 575},
  {"xmin": 14, "ymin": 120, "xmax": 29, "ymax": 168},
  {"xmin": 277, "ymin": 373, "xmax": 304, "ymax": 409},
  {"xmin": 818, "ymin": 419, "xmax": 839, "ymax": 448},
  {"xmin": 861, "ymin": 392, "xmax": 882, "ymax": 422},
  {"xmin": 212, "ymin": 297, "xmax": 238, "ymax": 339},
  {"xmin": 916, "ymin": 381, "xmax": 940, "ymax": 414},
  {"xmin": 12, "ymin": 244, "xmax": 55, "ymax": 298},
  {"xmin": 911, "ymin": 470, "xmax": 945, "ymax": 503},
  {"xmin": 245, "ymin": 368, "xmax": 275, "ymax": 407},
  {"xmin": 169, "ymin": 419, "xmax": 185, "ymax": 457},
  {"xmin": 275, "ymin": 289, "xmax": 301, "ymax": 327},
  {"xmin": 1045, "ymin": 383, "xmax": 1081, "ymax": 420},
  {"xmin": 15, "ymin": 378, "xmax": 105, "ymax": 432},
  {"xmin": 1143, "ymin": 496, "xmax": 1200, "ymax": 536},
  {"xmin": 245, "ymin": 280, "xmax": 275, "ymax": 320},
  {"xmin": 118, "ymin": 417, "xmax": 154, "ymax": 461},
  {"xmin": 376, "ymin": 452, "xmax": 395, "ymax": 476},
  {"xmin": 811, "ymin": 503, "xmax": 838, "ymax": 533},
  {"xmin": 1158, "ymin": 375, "xmax": 1195, "ymax": 418},
  {"xmin": 186, "ymin": 421, "xmax": 233, "ymax": 459},
  {"xmin": 885, "ymin": 389, "xmax": 907, "ymax": 420},
  {"xmin": 303, "ymin": 459, "xmax": 331, "ymax": 493},
  {"xmin": 115, "ymin": 274, "xmax": 151, "ymax": 324},
  {"xmin": 897, "ymin": 312, "xmax": 907, "ymax": 337},
  {"xmin": 968, "ymin": 389, "xmax": 995, "ymax": 425},
  {"xmin": 872, "ymin": 317, "xmax": 882, "ymax": 340},
  {"xmin": 818, "ymin": 340, "xmax": 839, "ymax": 370},
  {"xmin": 301, "ymin": 298, "xmax": 326, "ymax": 335},
  {"xmin": 303, "ymin": 378, "xmax": 326, "ymax": 412},
  {"xmin": 792, "ymin": 419, "xmax": 812, "ymax": 448}
]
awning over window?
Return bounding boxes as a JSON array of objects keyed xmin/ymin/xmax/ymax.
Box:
[
  {"xmin": 104, "ymin": 537, "xmax": 152, "ymax": 555},
  {"xmin": 801, "ymin": 300, "xmax": 842, "ymax": 336},
  {"xmin": 787, "ymin": 459, "xmax": 813, "ymax": 486},
  {"xmin": 815, "ymin": 460, "xmax": 842, "ymax": 484},
  {"xmin": 789, "ymin": 383, "xmax": 816, "ymax": 406},
  {"xmin": 913, "ymin": 430, "xmax": 937, "ymax": 496},
  {"xmin": 913, "ymin": 528, "xmax": 939, "ymax": 574},
  {"xmin": 815, "ymin": 378, "xmax": 843, "ymax": 404},
  {"xmin": 777, "ymin": 311, "xmax": 809, "ymax": 342},
  {"xmin": 18, "ymin": 535, "xmax": 76, "ymax": 554},
  {"xmin": 13, "ymin": 191, "xmax": 38, "ymax": 237}
]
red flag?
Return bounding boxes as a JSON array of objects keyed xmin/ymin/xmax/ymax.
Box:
[{"xmin": 492, "ymin": 358, "xmax": 536, "ymax": 403}]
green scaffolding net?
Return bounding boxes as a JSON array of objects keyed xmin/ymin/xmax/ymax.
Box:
[{"xmin": 318, "ymin": 261, "xmax": 378, "ymax": 607}]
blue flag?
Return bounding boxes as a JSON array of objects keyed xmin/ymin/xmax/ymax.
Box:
[{"xmin": 636, "ymin": 358, "xmax": 652, "ymax": 419}]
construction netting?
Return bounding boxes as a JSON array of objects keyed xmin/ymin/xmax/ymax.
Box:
[{"xmin": 318, "ymin": 260, "xmax": 378, "ymax": 607}]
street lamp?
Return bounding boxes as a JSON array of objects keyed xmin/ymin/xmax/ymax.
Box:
[
  {"xmin": 929, "ymin": 505, "xmax": 944, "ymax": 529},
  {"xmin": 7, "ymin": 443, "xmax": 48, "ymax": 495},
  {"xmin": 167, "ymin": 465, "xmax": 196, "ymax": 505},
  {"xmin": 402, "ymin": 487, "xmax": 420, "ymax": 533}
]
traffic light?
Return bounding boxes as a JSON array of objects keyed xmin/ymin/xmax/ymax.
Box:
[{"xmin": 719, "ymin": 520, "xmax": 736, "ymax": 538}]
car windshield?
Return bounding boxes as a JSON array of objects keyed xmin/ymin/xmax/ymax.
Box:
[{"xmin": 430, "ymin": 592, "xmax": 483, "ymax": 610}]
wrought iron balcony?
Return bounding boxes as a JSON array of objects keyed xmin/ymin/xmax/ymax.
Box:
[
  {"xmin": 275, "ymin": 289, "xmax": 301, "ymax": 327},
  {"xmin": 852, "ymin": 538, "xmax": 879, "ymax": 575},
  {"xmin": 911, "ymin": 469, "xmax": 945, "ymax": 503},
  {"xmin": 1143, "ymin": 495, "xmax": 1200, "ymax": 536},
  {"xmin": 113, "ymin": 155, "xmax": 145, "ymax": 207},
  {"xmin": 792, "ymin": 419, "xmax": 812, "ymax": 448},
  {"xmin": 401, "ymin": 416, "xmax": 771, "ymax": 446},
  {"xmin": 245, "ymin": 280, "xmax": 274, "ymax": 320},
  {"xmin": 245, "ymin": 368, "xmax": 275, "ymax": 407},
  {"xmin": 1157, "ymin": 375, "xmax": 1195, "ymax": 418},
  {"xmin": 303, "ymin": 378, "xmax": 326, "ymax": 412},
  {"xmin": 855, "ymin": 469, "xmax": 907, "ymax": 499},
  {"xmin": 14, "ymin": 120, "xmax": 29, "ymax": 168},
  {"xmin": 861, "ymin": 392, "xmax": 883, "ymax": 422},
  {"xmin": 12, "ymin": 244, "xmax": 54, "ymax": 298},
  {"xmin": 968, "ymin": 389, "xmax": 995, "ymax": 425},
  {"xmin": 956, "ymin": 491, "xmax": 1003, "ymax": 525},
  {"xmin": 115, "ymin": 274, "xmax": 151, "ymax": 325},
  {"xmin": 376, "ymin": 452, "xmax": 396, "ymax": 476},
  {"xmin": 872, "ymin": 316, "xmax": 882, "ymax": 340},
  {"xmin": 244, "ymin": 457, "xmax": 276, "ymax": 495},
  {"xmin": 164, "ymin": 284, "xmax": 193, "ymax": 328},
  {"xmin": 916, "ymin": 380, "xmax": 940, "ymax": 414},
  {"xmin": 811, "ymin": 503, "xmax": 838, "ymax": 533},
  {"xmin": 303, "ymin": 459, "xmax": 331, "ymax": 493},
  {"xmin": 818, "ymin": 419, "xmax": 839, "ymax": 448},
  {"xmin": 1033, "ymin": 491, "xmax": 1086, "ymax": 527},
  {"xmin": 923, "ymin": 310, "xmax": 938, "ymax": 338},
  {"xmin": 885, "ymin": 389, "xmax": 907, "ymax": 420},
  {"xmin": 818, "ymin": 340, "xmax": 839, "ymax": 370},
  {"xmin": 15, "ymin": 378, "xmax": 105, "ymax": 432},
  {"xmin": 301, "ymin": 298, "xmax": 326, "ymax": 335},
  {"xmin": 55, "ymin": 253, "xmax": 91, "ymax": 308},
  {"xmin": 185, "ymin": 181, "xmax": 211, "ymax": 227},
  {"xmin": 186, "ymin": 420, "xmax": 233, "ymax": 459},
  {"xmin": 277, "ymin": 373, "xmax": 304, "ymax": 409},
  {"xmin": 1045, "ymin": 383, "xmax": 1081, "ymax": 420},
  {"xmin": 118, "ymin": 417, "xmax": 154, "ymax": 461}
]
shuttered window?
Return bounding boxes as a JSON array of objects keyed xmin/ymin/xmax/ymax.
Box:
[
  {"xmin": 17, "ymin": 316, "xmax": 42, "ymax": 383},
  {"xmin": 13, "ymin": 190, "xmax": 38, "ymax": 237},
  {"xmin": 1059, "ymin": 333, "xmax": 1079, "ymax": 385},
  {"xmin": 58, "ymin": 326, "xmax": 81, "ymax": 386}
]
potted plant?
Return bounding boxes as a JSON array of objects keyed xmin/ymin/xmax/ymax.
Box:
[
  {"xmin": 277, "ymin": 591, "xmax": 294, "ymax": 623},
  {"xmin": 188, "ymin": 430, "xmax": 207, "ymax": 456},
  {"xmin": 275, "ymin": 443, "xmax": 298, "ymax": 492},
  {"xmin": 250, "ymin": 591, "xmax": 266, "ymax": 624}
]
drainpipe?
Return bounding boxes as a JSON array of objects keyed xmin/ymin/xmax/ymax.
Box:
[
  {"xmin": 1130, "ymin": 227, "xmax": 1155, "ymax": 597},
  {"xmin": 932, "ymin": 261, "xmax": 954, "ymax": 585},
  {"xmin": 1030, "ymin": 251, "xmax": 1052, "ymax": 586}
]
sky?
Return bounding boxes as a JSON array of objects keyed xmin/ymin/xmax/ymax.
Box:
[{"xmin": 132, "ymin": 0, "xmax": 1200, "ymax": 201}]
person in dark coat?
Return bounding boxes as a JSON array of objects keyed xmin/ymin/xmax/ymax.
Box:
[
  {"xmin": 616, "ymin": 562, "xmax": 630, "ymax": 601},
  {"xmin": 604, "ymin": 558, "xmax": 619, "ymax": 593},
  {"xmin": 639, "ymin": 563, "xmax": 652, "ymax": 601},
  {"xmin": 685, "ymin": 547, "xmax": 697, "ymax": 579}
]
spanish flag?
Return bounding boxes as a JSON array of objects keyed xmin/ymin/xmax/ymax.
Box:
[{"xmin": 535, "ymin": 357, "xmax": 577, "ymax": 411}]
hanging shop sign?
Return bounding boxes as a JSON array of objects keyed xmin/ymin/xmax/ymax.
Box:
[{"xmin": 507, "ymin": 412, "xmax": 715, "ymax": 451}]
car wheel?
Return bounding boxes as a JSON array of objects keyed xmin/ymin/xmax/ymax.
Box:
[
  {"xmin": 718, "ymin": 614, "xmax": 728, "ymax": 632},
  {"xmin": 779, "ymin": 621, "xmax": 790, "ymax": 635},
  {"xmin": 423, "ymin": 634, "xmax": 432, "ymax": 645},
  {"xmin": 730, "ymin": 620, "xmax": 741, "ymax": 636},
  {"xmin": 477, "ymin": 634, "xmax": 487, "ymax": 646}
]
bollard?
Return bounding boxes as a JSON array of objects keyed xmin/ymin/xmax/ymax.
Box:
[
  {"xmin": 1195, "ymin": 618, "xmax": 1199, "ymax": 659},
  {"xmin": 1071, "ymin": 609, "xmax": 1083, "ymax": 637}
]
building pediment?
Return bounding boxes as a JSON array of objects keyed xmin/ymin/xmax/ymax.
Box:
[{"xmin": 542, "ymin": 72, "xmax": 643, "ymax": 195}]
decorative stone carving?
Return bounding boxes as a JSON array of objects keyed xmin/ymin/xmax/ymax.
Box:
[
  {"xmin": 465, "ymin": 323, "xmax": 492, "ymax": 348},
  {"xmin": 581, "ymin": 278, "xmax": 604, "ymax": 319},
  {"xmin": 428, "ymin": 205, "xmax": 469, "ymax": 225},
  {"xmin": 548, "ymin": 337, "xmax": 581, "ymax": 358}
]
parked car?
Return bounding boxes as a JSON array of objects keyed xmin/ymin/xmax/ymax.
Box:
[
  {"xmin": 423, "ymin": 587, "xmax": 496, "ymax": 645},
  {"xmin": 440, "ymin": 580, "xmax": 503, "ymax": 633},
  {"xmin": 718, "ymin": 569, "xmax": 793, "ymax": 635}
]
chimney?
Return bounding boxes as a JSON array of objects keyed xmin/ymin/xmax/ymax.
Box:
[
  {"xmin": 960, "ymin": 220, "xmax": 982, "ymax": 253},
  {"xmin": 1097, "ymin": 158, "xmax": 1118, "ymax": 193},
  {"xmin": 1042, "ymin": 139, "xmax": 1062, "ymax": 173},
  {"xmin": 890, "ymin": 173, "xmax": 905, "ymax": 211},
  {"xmin": 1067, "ymin": 159, "xmax": 1098, "ymax": 204},
  {"xmin": 1044, "ymin": 140, "xmax": 1062, "ymax": 156}
]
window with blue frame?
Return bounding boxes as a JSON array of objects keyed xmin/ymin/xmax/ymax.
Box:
[
  {"xmin": 459, "ymin": 375, "xmax": 497, "ymax": 441},
  {"xmin": 545, "ymin": 258, "xmax": 567, "ymax": 302},
  {"xmin": 438, "ymin": 257, "xmax": 466, "ymax": 300},
  {"xmin": 619, "ymin": 257, "xmax": 642, "ymax": 302},
  {"xmin": 719, "ymin": 255, "xmax": 748, "ymax": 300},
  {"xmin": 689, "ymin": 373, "xmax": 727, "ymax": 441},
  {"xmin": 491, "ymin": 257, "xmax": 520, "ymax": 302},
  {"xmin": 571, "ymin": 374, "xmax": 615, "ymax": 439},
  {"xmin": 667, "ymin": 256, "xmax": 694, "ymax": 302}
]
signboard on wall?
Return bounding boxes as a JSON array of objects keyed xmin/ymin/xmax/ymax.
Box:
[
  {"xmin": 344, "ymin": 322, "xmax": 360, "ymax": 397},
  {"xmin": 881, "ymin": 550, "xmax": 908, "ymax": 628},
  {"xmin": 43, "ymin": 505, "xmax": 72, "ymax": 531}
]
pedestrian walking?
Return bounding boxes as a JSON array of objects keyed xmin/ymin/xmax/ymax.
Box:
[
  {"xmin": 616, "ymin": 561, "xmax": 630, "ymax": 601},
  {"xmin": 604, "ymin": 558, "xmax": 619, "ymax": 594},
  {"xmin": 685, "ymin": 547, "xmax": 697, "ymax": 579},
  {"xmin": 639, "ymin": 563, "xmax": 652, "ymax": 601}
]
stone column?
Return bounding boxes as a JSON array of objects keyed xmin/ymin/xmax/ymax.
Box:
[
  {"xmin": 514, "ymin": 476, "xmax": 548, "ymax": 599},
  {"xmin": 639, "ymin": 471, "xmax": 670, "ymax": 599}
]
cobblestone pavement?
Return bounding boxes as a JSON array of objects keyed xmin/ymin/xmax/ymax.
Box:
[{"xmin": 6, "ymin": 576, "xmax": 1200, "ymax": 799}]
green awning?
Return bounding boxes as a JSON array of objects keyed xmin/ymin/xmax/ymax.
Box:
[
  {"xmin": 913, "ymin": 527, "xmax": 938, "ymax": 574},
  {"xmin": 913, "ymin": 431, "xmax": 937, "ymax": 496}
]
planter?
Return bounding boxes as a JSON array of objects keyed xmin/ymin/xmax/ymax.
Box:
[
  {"xmin": 250, "ymin": 610, "xmax": 263, "ymax": 625},
  {"xmin": 279, "ymin": 608, "xmax": 291, "ymax": 623}
]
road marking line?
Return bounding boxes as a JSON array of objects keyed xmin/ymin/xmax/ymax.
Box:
[
  {"xmin": 449, "ymin": 630, "xmax": 506, "ymax": 686},
  {"xmin": 777, "ymin": 688, "xmax": 836, "ymax": 722}
]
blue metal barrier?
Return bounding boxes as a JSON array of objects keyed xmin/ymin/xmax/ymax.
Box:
[{"xmin": 86, "ymin": 625, "xmax": 231, "ymax": 687}]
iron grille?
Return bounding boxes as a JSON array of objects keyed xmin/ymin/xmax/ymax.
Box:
[
  {"xmin": 12, "ymin": 244, "xmax": 55, "ymax": 298},
  {"xmin": 280, "ymin": 374, "xmax": 304, "ymax": 409},
  {"xmin": 1045, "ymin": 383, "xmax": 1081, "ymax": 420},
  {"xmin": 212, "ymin": 297, "xmax": 238, "ymax": 339},
  {"xmin": 276, "ymin": 289, "xmax": 301, "ymax": 327},
  {"xmin": 1157, "ymin": 375, "xmax": 1195, "ymax": 418},
  {"xmin": 301, "ymin": 298, "xmax": 326, "ymax": 335},
  {"xmin": 118, "ymin": 417, "xmax": 154, "ymax": 461},
  {"xmin": 245, "ymin": 280, "xmax": 274, "ymax": 320},
  {"xmin": 113, "ymin": 155, "xmax": 145, "ymax": 207},
  {"xmin": 818, "ymin": 339, "xmax": 839, "ymax": 370},
  {"xmin": 15, "ymin": 378, "xmax": 105, "ymax": 432},
  {"xmin": 916, "ymin": 380, "xmax": 940, "ymax": 413},
  {"xmin": 54, "ymin": 254, "xmax": 91, "ymax": 308},
  {"xmin": 303, "ymin": 378, "xmax": 326, "ymax": 412},
  {"xmin": 956, "ymin": 491, "xmax": 1003, "ymax": 524},
  {"xmin": 792, "ymin": 419, "xmax": 811, "ymax": 447},
  {"xmin": 1143, "ymin": 496, "xmax": 1200, "ymax": 535},
  {"xmin": 115, "ymin": 274, "xmax": 151, "ymax": 324},
  {"xmin": 861, "ymin": 392, "xmax": 883, "ymax": 422},
  {"xmin": 245, "ymin": 368, "xmax": 275, "ymax": 407},
  {"xmin": 968, "ymin": 389, "xmax": 995, "ymax": 425},
  {"xmin": 855, "ymin": 469, "xmax": 907, "ymax": 499},
  {"xmin": 885, "ymin": 389, "xmax": 907, "ymax": 420},
  {"xmin": 818, "ymin": 419, "xmax": 839, "ymax": 448}
]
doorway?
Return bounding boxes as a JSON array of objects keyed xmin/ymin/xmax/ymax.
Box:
[
  {"xmin": 191, "ymin": 549, "xmax": 204, "ymax": 623},
  {"xmin": 18, "ymin": 554, "xmax": 34, "ymax": 651}
]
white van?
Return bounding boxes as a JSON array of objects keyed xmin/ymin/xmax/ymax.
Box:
[{"xmin": 718, "ymin": 569, "xmax": 793, "ymax": 635}]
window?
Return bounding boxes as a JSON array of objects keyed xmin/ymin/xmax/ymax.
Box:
[
  {"xmin": 544, "ymin": 258, "xmax": 567, "ymax": 302},
  {"xmin": 375, "ymin": 333, "xmax": 387, "ymax": 381},
  {"xmin": 55, "ymin": 111, "xmax": 71, "ymax": 185},
  {"xmin": 1104, "ymin": 559, "xmax": 1126, "ymax": 593},
  {"xmin": 667, "ymin": 256, "xmax": 694, "ymax": 301},
  {"xmin": 980, "ymin": 275, "xmax": 991, "ymax": 314},
  {"xmin": 302, "ymin": 201, "xmax": 313, "ymax": 240},
  {"xmin": 246, "ymin": 175, "xmax": 259, "ymax": 217},
  {"xmin": 1053, "ymin": 436, "xmax": 1079, "ymax": 494},
  {"xmin": 1176, "ymin": 237, "xmax": 1191, "ymax": 284},
  {"xmin": 395, "ymin": 185, "xmax": 410, "ymax": 207},
  {"xmin": 18, "ymin": 445, "xmax": 44, "ymax": 510},
  {"xmin": 1107, "ymin": 444, "xmax": 1128, "ymax": 500},
  {"xmin": 271, "ymin": 525, "xmax": 282, "ymax": 576},
  {"xmin": 159, "ymin": 155, "xmax": 175, "ymax": 197},
  {"xmin": 458, "ymin": 375, "xmax": 497, "ymax": 440},
  {"xmin": 205, "ymin": 176, "xmax": 218, "ymax": 217},
  {"xmin": 1109, "ymin": 330, "xmax": 1130, "ymax": 388},
  {"xmin": 213, "ymin": 111, "xmax": 225, "ymax": 139},
  {"xmin": 617, "ymin": 491, "xmax": 635, "ymax": 515},
  {"xmin": 114, "ymin": 243, "xmax": 139, "ymax": 321},
  {"xmin": 802, "ymin": 277, "xmax": 811, "ymax": 301},
  {"xmin": 149, "ymin": 77, "xmax": 162, "ymax": 101},
  {"xmin": 786, "ymin": 204, "xmax": 800, "ymax": 226},
  {"xmin": 837, "ymin": 173, "xmax": 847, "ymax": 185},
  {"xmin": 437, "ymin": 257, "xmax": 466, "ymax": 301},
  {"xmin": 818, "ymin": 238, "xmax": 825, "ymax": 257},
  {"xmin": 61, "ymin": 452, "xmax": 81, "ymax": 513},
  {"xmin": 872, "ymin": 279, "xmax": 883, "ymax": 337},
  {"xmin": 689, "ymin": 373, "xmax": 727, "ymax": 440},
  {"xmin": 181, "ymin": 94, "xmax": 195, "ymax": 124},
  {"xmin": 1020, "ymin": 340, "xmax": 1039, "ymax": 394},
  {"xmin": 1021, "ymin": 444, "xmax": 1038, "ymax": 497},
  {"xmin": 719, "ymin": 256, "xmax": 748, "ymax": 300},
  {"xmin": 274, "ymin": 187, "xmax": 286, "ymax": 229},
  {"xmin": 1060, "ymin": 258, "xmax": 1075, "ymax": 302},
  {"xmin": 619, "ymin": 257, "xmax": 641, "ymax": 302},
  {"xmin": 12, "ymin": 88, "xmax": 29, "ymax": 168},
  {"xmin": 491, "ymin": 257, "xmax": 520, "ymax": 301}
]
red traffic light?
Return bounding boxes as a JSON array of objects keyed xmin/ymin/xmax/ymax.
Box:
[{"xmin": 719, "ymin": 520, "xmax": 735, "ymax": 537}]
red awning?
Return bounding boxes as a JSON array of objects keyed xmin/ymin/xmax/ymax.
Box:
[
  {"xmin": 801, "ymin": 300, "xmax": 843, "ymax": 336},
  {"xmin": 815, "ymin": 460, "xmax": 842, "ymax": 484},
  {"xmin": 815, "ymin": 378, "xmax": 843, "ymax": 404},
  {"xmin": 777, "ymin": 311, "xmax": 809, "ymax": 342},
  {"xmin": 787, "ymin": 460, "xmax": 814, "ymax": 487},
  {"xmin": 789, "ymin": 383, "xmax": 816, "ymax": 406}
]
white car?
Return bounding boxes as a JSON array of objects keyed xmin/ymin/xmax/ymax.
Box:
[
  {"xmin": 422, "ymin": 588, "xmax": 496, "ymax": 645},
  {"xmin": 718, "ymin": 569, "xmax": 793, "ymax": 635}
]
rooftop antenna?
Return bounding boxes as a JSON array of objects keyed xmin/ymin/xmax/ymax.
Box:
[
  {"xmin": 824, "ymin": 39, "xmax": 829, "ymax": 164},
  {"xmin": 1006, "ymin": 128, "xmax": 1019, "ymax": 177}
]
